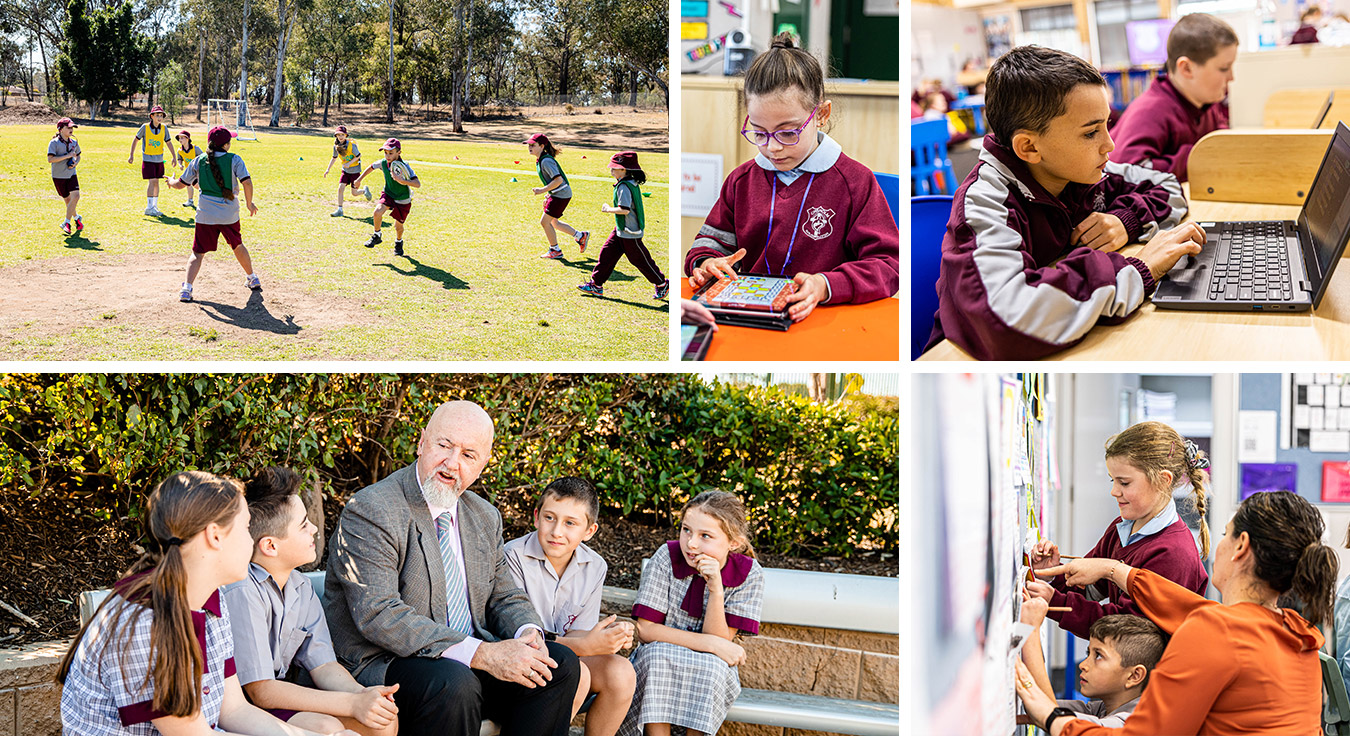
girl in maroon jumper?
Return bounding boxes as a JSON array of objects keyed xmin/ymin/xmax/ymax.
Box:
[
  {"xmin": 684, "ymin": 33, "xmax": 899, "ymax": 322},
  {"xmin": 1028, "ymin": 421, "xmax": 1211, "ymax": 639}
]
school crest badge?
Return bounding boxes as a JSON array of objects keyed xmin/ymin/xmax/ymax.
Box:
[
  {"xmin": 803, "ymin": 206, "xmax": 835, "ymax": 240},
  {"xmin": 1093, "ymin": 191, "xmax": 1107, "ymax": 211}
]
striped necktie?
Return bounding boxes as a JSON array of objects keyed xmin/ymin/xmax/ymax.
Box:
[{"xmin": 435, "ymin": 511, "xmax": 474, "ymax": 635}]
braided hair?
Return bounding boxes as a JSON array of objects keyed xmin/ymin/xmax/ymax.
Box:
[
  {"xmin": 208, "ymin": 138, "xmax": 234, "ymax": 201},
  {"xmin": 1105, "ymin": 421, "xmax": 1211, "ymax": 556}
]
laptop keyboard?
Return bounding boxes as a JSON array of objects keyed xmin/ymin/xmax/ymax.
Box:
[{"xmin": 1207, "ymin": 222, "xmax": 1294, "ymax": 301}]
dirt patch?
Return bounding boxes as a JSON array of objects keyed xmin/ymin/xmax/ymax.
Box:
[
  {"xmin": 0, "ymin": 253, "xmax": 377, "ymax": 358},
  {"xmin": 6, "ymin": 102, "xmax": 669, "ymax": 151}
]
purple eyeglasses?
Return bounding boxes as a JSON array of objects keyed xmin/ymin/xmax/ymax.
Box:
[{"xmin": 740, "ymin": 104, "xmax": 820, "ymax": 147}]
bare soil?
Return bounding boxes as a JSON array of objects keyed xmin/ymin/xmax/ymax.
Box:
[
  {"xmin": 0, "ymin": 100, "xmax": 669, "ymax": 151},
  {"xmin": 0, "ymin": 254, "xmax": 377, "ymax": 359}
]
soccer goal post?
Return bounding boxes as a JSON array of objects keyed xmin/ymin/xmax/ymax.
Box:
[{"xmin": 206, "ymin": 99, "xmax": 258, "ymax": 141}]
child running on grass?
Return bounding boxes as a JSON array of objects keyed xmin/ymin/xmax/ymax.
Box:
[
  {"xmin": 527, "ymin": 133, "xmax": 590, "ymax": 259},
  {"xmin": 165, "ymin": 126, "xmax": 261, "ymax": 303},
  {"xmin": 47, "ymin": 117, "xmax": 83, "ymax": 235},
  {"xmin": 173, "ymin": 130, "xmax": 203, "ymax": 208},
  {"xmin": 354, "ymin": 138, "xmax": 419, "ymax": 256},
  {"xmin": 128, "ymin": 104, "xmax": 171, "ymax": 216},
  {"xmin": 324, "ymin": 125, "xmax": 372, "ymax": 217},
  {"xmin": 578, "ymin": 151, "xmax": 668, "ymax": 300}
]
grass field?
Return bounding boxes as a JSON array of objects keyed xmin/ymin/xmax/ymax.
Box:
[{"xmin": 0, "ymin": 124, "xmax": 671, "ymax": 360}]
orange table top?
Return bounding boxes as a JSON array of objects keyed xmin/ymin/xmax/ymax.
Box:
[{"xmin": 681, "ymin": 279, "xmax": 899, "ymax": 361}]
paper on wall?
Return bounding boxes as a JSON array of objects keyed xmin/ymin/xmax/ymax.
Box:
[
  {"xmin": 1238, "ymin": 410, "xmax": 1278, "ymax": 463},
  {"xmin": 1310, "ymin": 430, "xmax": 1350, "ymax": 453},
  {"xmin": 1295, "ymin": 404, "xmax": 1312, "ymax": 429},
  {"xmin": 1309, "ymin": 385, "xmax": 1326, "ymax": 406}
]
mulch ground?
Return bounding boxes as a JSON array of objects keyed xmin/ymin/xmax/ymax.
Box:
[{"xmin": 0, "ymin": 490, "xmax": 895, "ymax": 649}]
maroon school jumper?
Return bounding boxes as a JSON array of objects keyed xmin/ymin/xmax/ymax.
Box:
[
  {"xmin": 1047, "ymin": 517, "xmax": 1209, "ymax": 640},
  {"xmin": 685, "ymin": 152, "xmax": 899, "ymax": 304},
  {"xmin": 925, "ymin": 133, "xmax": 1186, "ymax": 360},
  {"xmin": 1109, "ymin": 75, "xmax": 1229, "ymax": 182},
  {"xmin": 1292, "ymin": 24, "xmax": 1320, "ymax": 43}
]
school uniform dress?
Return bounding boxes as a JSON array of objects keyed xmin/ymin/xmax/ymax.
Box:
[
  {"xmin": 1109, "ymin": 75, "xmax": 1230, "ymax": 182},
  {"xmin": 135, "ymin": 123, "xmax": 170, "ymax": 179},
  {"xmin": 619, "ymin": 541, "xmax": 765, "ymax": 736},
  {"xmin": 685, "ymin": 132, "xmax": 900, "ymax": 305},
  {"xmin": 927, "ymin": 132, "xmax": 1187, "ymax": 360},
  {"xmin": 48, "ymin": 136, "xmax": 81, "ymax": 197},
  {"xmin": 1059, "ymin": 568, "xmax": 1323, "ymax": 735},
  {"xmin": 537, "ymin": 156, "xmax": 573, "ymax": 218},
  {"xmin": 590, "ymin": 179, "xmax": 667, "ymax": 286},
  {"xmin": 60, "ymin": 574, "xmax": 237, "ymax": 734},
  {"xmin": 221, "ymin": 562, "xmax": 338, "ymax": 722},
  {"xmin": 180, "ymin": 151, "xmax": 252, "ymax": 253},
  {"xmin": 375, "ymin": 160, "xmax": 417, "ymax": 222},
  {"xmin": 1048, "ymin": 502, "xmax": 1209, "ymax": 640},
  {"xmin": 336, "ymin": 143, "xmax": 363, "ymax": 185},
  {"xmin": 504, "ymin": 531, "xmax": 607, "ymax": 635}
]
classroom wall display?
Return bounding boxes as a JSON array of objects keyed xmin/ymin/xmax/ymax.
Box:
[
  {"xmin": 1287, "ymin": 373, "xmax": 1350, "ymax": 452},
  {"xmin": 1239, "ymin": 374, "xmax": 1350, "ymax": 505},
  {"xmin": 1240, "ymin": 462, "xmax": 1297, "ymax": 499},
  {"xmin": 916, "ymin": 373, "xmax": 1060, "ymax": 735},
  {"xmin": 1324, "ymin": 462, "xmax": 1350, "ymax": 502}
]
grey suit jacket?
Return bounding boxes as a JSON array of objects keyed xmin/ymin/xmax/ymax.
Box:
[{"xmin": 324, "ymin": 463, "xmax": 543, "ymax": 685}]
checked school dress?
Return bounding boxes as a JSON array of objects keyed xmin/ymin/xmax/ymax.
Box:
[{"xmin": 619, "ymin": 541, "xmax": 764, "ymax": 736}]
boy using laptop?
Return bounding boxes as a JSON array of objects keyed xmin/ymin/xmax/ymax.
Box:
[
  {"xmin": 1014, "ymin": 596, "xmax": 1167, "ymax": 729},
  {"xmin": 928, "ymin": 45, "xmax": 1207, "ymax": 360},
  {"xmin": 222, "ymin": 467, "xmax": 399, "ymax": 735},
  {"xmin": 504, "ymin": 477, "xmax": 636, "ymax": 736},
  {"xmin": 1111, "ymin": 13, "xmax": 1238, "ymax": 182}
]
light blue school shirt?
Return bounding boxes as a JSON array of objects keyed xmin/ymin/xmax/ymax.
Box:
[
  {"xmin": 1115, "ymin": 499, "xmax": 1179, "ymax": 547},
  {"xmin": 754, "ymin": 131, "xmax": 843, "ymax": 186}
]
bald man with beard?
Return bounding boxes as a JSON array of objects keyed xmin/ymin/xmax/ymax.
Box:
[{"xmin": 325, "ymin": 401, "xmax": 582, "ymax": 735}]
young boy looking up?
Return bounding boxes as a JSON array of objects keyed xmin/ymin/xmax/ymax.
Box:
[
  {"xmin": 928, "ymin": 45, "xmax": 1207, "ymax": 361},
  {"xmin": 1110, "ymin": 13, "xmax": 1237, "ymax": 181},
  {"xmin": 221, "ymin": 467, "xmax": 399, "ymax": 736},
  {"xmin": 1014, "ymin": 596, "xmax": 1167, "ymax": 728},
  {"xmin": 504, "ymin": 477, "xmax": 636, "ymax": 736}
]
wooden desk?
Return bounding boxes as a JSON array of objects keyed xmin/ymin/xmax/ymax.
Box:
[
  {"xmin": 917, "ymin": 195, "xmax": 1350, "ymax": 361},
  {"xmin": 681, "ymin": 279, "xmax": 899, "ymax": 361}
]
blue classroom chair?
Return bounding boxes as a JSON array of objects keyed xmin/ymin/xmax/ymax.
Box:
[
  {"xmin": 911, "ymin": 118, "xmax": 956, "ymax": 196},
  {"xmin": 874, "ymin": 172, "xmax": 900, "ymax": 225},
  {"xmin": 910, "ymin": 194, "xmax": 953, "ymax": 359}
]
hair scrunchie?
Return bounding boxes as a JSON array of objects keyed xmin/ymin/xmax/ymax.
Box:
[{"xmin": 1183, "ymin": 438, "xmax": 1210, "ymax": 470}]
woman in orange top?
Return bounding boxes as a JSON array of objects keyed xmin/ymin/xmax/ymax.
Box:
[{"xmin": 1015, "ymin": 490, "xmax": 1336, "ymax": 736}]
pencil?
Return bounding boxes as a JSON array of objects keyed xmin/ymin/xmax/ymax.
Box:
[{"xmin": 1047, "ymin": 607, "xmax": 1072, "ymax": 612}]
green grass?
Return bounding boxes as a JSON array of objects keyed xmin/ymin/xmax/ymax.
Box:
[{"xmin": 0, "ymin": 125, "xmax": 670, "ymax": 360}]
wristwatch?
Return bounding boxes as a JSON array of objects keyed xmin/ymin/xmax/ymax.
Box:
[{"xmin": 1043, "ymin": 706, "xmax": 1078, "ymax": 733}]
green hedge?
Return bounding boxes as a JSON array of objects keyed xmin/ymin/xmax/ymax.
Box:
[{"xmin": 0, "ymin": 374, "xmax": 897, "ymax": 556}]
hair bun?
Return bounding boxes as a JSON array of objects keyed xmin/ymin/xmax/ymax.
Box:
[{"xmin": 770, "ymin": 33, "xmax": 797, "ymax": 50}]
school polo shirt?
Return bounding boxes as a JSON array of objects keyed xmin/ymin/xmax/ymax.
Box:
[
  {"xmin": 504, "ymin": 531, "xmax": 607, "ymax": 635},
  {"xmin": 1115, "ymin": 499, "xmax": 1181, "ymax": 548},
  {"xmin": 539, "ymin": 156, "xmax": 572, "ymax": 198},
  {"xmin": 180, "ymin": 152, "xmax": 252, "ymax": 225},
  {"xmin": 59, "ymin": 581, "xmax": 236, "ymax": 735},
  {"xmin": 135, "ymin": 123, "xmax": 170, "ymax": 163},
  {"xmin": 221, "ymin": 562, "xmax": 337, "ymax": 685},
  {"xmin": 48, "ymin": 136, "xmax": 80, "ymax": 179},
  {"xmin": 754, "ymin": 131, "xmax": 843, "ymax": 187}
]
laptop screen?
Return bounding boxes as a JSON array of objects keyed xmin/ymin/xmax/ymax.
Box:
[{"xmin": 1302, "ymin": 123, "xmax": 1350, "ymax": 296}]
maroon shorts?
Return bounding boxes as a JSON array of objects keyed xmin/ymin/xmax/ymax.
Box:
[
  {"xmin": 53, "ymin": 176, "xmax": 79, "ymax": 198},
  {"xmin": 378, "ymin": 192, "xmax": 412, "ymax": 223},
  {"xmin": 339, "ymin": 170, "xmax": 361, "ymax": 186},
  {"xmin": 543, "ymin": 195, "xmax": 570, "ymax": 218},
  {"xmin": 193, "ymin": 221, "xmax": 243, "ymax": 254},
  {"xmin": 142, "ymin": 161, "xmax": 165, "ymax": 180},
  {"xmin": 265, "ymin": 708, "xmax": 300, "ymax": 722}
]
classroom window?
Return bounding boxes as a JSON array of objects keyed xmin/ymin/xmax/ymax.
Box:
[
  {"xmin": 1096, "ymin": 0, "xmax": 1162, "ymax": 69},
  {"xmin": 1019, "ymin": 4, "xmax": 1086, "ymax": 58}
]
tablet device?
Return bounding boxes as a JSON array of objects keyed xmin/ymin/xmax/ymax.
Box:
[
  {"xmin": 680, "ymin": 323, "xmax": 713, "ymax": 361},
  {"xmin": 692, "ymin": 274, "xmax": 796, "ymax": 330}
]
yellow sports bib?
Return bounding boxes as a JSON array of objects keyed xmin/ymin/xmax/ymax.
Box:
[
  {"xmin": 337, "ymin": 143, "xmax": 360, "ymax": 169},
  {"xmin": 142, "ymin": 125, "xmax": 168, "ymax": 156}
]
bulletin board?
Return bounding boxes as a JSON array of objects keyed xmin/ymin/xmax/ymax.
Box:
[
  {"xmin": 918, "ymin": 373, "xmax": 1059, "ymax": 735},
  {"xmin": 1239, "ymin": 373, "xmax": 1350, "ymax": 504}
]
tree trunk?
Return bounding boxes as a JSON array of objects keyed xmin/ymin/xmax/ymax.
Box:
[
  {"xmin": 238, "ymin": 0, "xmax": 252, "ymax": 129},
  {"xmin": 322, "ymin": 68, "xmax": 331, "ymax": 126},
  {"xmin": 36, "ymin": 31, "xmax": 49, "ymax": 100},
  {"xmin": 629, "ymin": 68, "xmax": 638, "ymax": 106},
  {"xmin": 386, "ymin": 0, "xmax": 394, "ymax": 124},
  {"xmin": 269, "ymin": 0, "xmax": 294, "ymax": 127},
  {"xmin": 197, "ymin": 32, "xmax": 205, "ymax": 121}
]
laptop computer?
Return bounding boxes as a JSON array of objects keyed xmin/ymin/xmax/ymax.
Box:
[
  {"xmin": 1314, "ymin": 91, "xmax": 1335, "ymax": 129},
  {"xmin": 1152, "ymin": 121, "xmax": 1350, "ymax": 312}
]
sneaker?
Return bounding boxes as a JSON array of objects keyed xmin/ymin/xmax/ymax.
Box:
[
  {"xmin": 654, "ymin": 280, "xmax": 670, "ymax": 299},
  {"xmin": 363, "ymin": 186, "xmax": 372, "ymax": 201},
  {"xmin": 364, "ymin": 232, "xmax": 382, "ymax": 248},
  {"xmin": 575, "ymin": 231, "xmax": 590, "ymax": 252},
  {"xmin": 577, "ymin": 281, "xmax": 604, "ymax": 297},
  {"xmin": 75, "ymin": 216, "xmax": 83, "ymax": 231},
  {"xmin": 540, "ymin": 246, "xmax": 564, "ymax": 259},
  {"xmin": 182, "ymin": 200, "xmax": 195, "ymax": 208},
  {"xmin": 330, "ymin": 208, "xmax": 344, "ymax": 217},
  {"xmin": 246, "ymin": 274, "xmax": 262, "ymax": 291},
  {"xmin": 179, "ymin": 283, "xmax": 193, "ymax": 302},
  {"xmin": 144, "ymin": 206, "xmax": 156, "ymax": 216},
  {"xmin": 148, "ymin": 207, "xmax": 164, "ymax": 217},
  {"xmin": 60, "ymin": 221, "xmax": 72, "ymax": 235},
  {"xmin": 394, "ymin": 241, "xmax": 404, "ymax": 257}
]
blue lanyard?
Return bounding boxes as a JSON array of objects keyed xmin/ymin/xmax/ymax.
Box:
[{"xmin": 766, "ymin": 172, "xmax": 815, "ymax": 277}]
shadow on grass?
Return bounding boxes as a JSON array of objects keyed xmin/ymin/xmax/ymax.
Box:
[
  {"xmin": 577, "ymin": 291, "xmax": 669, "ymax": 312},
  {"xmin": 556, "ymin": 257, "xmax": 638, "ymax": 283},
  {"xmin": 377, "ymin": 255, "xmax": 470, "ymax": 290},
  {"xmin": 152, "ymin": 213, "xmax": 197, "ymax": 229},
  {"xmin": 195, "ymin": 290, "xmax": 301, "ymax": 335},
  {"xmin": 63, "ymin": 233, "xmax": 102, "ymax": 250}
]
